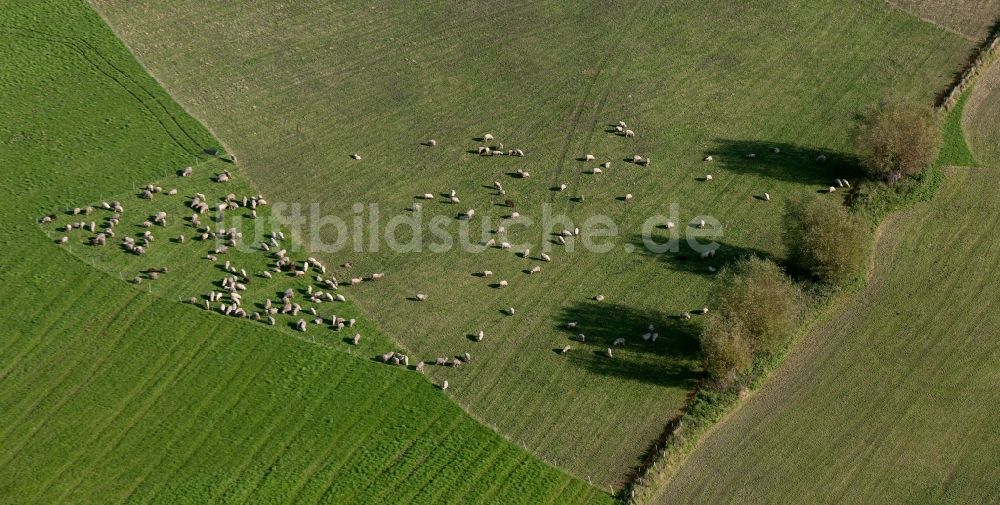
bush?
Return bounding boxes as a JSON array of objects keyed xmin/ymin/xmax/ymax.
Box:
[
  {"xmin": 783, "ymin": 195, "xmax": 870, "ymax": 285},
  {"xmin": 853, "ymin": 101, "xmax": 941, "ymax": 183},
  {"xmin": 710, "ymin": 256, "xmax": 803, "ymax": 355},
  {"xmin": 700, "ymin": 316, "xmax": 752, "ymax": 385}
]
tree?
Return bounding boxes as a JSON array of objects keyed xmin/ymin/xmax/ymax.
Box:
[
  {"xmin": 783, "ymin": 195, "xmax": 870, "ymax": 285},
  {"xmin": 700, "ymin": 315, "xmax": 752, "ymax": 386},
  {"xmin": 709, "ymin": 256, "xmax": 803, "ymax": 355},
  {"xmin": 853, "ymin": 101, "xmax": 941, "ymax": 183}
]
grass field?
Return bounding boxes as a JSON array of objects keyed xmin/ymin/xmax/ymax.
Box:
[
  {"xmin": 963, "ymin": 58, "xmax": 1000, "ymax": 166},
  {"xmin": 0, "ymin": 1, "xmax": 610, "ymax": 503},
  {"xmin": 887, "ymin": 0, "xmax": 999, "ymax": 40},
  {"xmin": 653, "ymin": 166, "xmax": 1000, "ymax": 504},
  {"xmin": 92, "ymin": 0, "xmax": 975, "ymax": 485}
]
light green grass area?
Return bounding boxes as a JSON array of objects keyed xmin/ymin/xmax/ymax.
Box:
[
  {"xmin": 0, "ymin": 1, "xmax": 610, "ymax": 503},
  {"xmin": 963, "ymin": 58, "xmax": 1000, "ymax": 166},
  {"xmin": 92, "ymin": 0, "xmax": 974, "ymax": 484},
  {"xmin": 655, "ymin": 167, "xmax": 1000, "ymax": 504},
  {"xmin": 938, "ymin": 91, "xmax": 978, "ymax": 167}
]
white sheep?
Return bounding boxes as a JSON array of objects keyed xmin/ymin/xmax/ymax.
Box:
[
  {"xmin": 624, "ymin": 129, "xmax": 635, "ymax": 138},
  {"xmin": 763, "ymin": 192, "xmax": 771, "ymax": 201},
  {"xmin": 415, "ymin": 293, "xmax": 428, "ymax": 301},
  {"xmin": 540, "ymin": 253, "xmax": 551, "ymax": 262},
  {"xmin": 592, "ymin": 167, "xmax": 603, "ymax": 174},
  {"xmin": 705, "ymin": 174, "xmax": 713, "ymax": 181},
  {"xmin": 605, "ymin": 348, "xmax": 613, "ymax": 358},
  {"xmin": 624, "ymin": 193, "xmax": 633, "ymax": 202},
  {"xmin": 593, "ymin": 294, "xmax": 605, "ymax": 302},
  {"xmin": 500, "ymin": 241, "xmax": 511, "ymax": 249},
  {"xmin": 499, "ymin": 280, "xmax": 509, "ymax": 288},
  {"xmin": 484, "ymin": 133, "xmax": 494, "ymax": 143},
  {"xmin": 427, "ymin": 139, "xmax": 437, "ymax": 147},
  {"xmin": 613, "ymin": 337, "xmax": 626, "ymax": 346},
  {"xmin": 423, "ymin": 193, "xmax": 435, "ymax": 200},
  {"xmin": 559, "ymin": 183, "xmax": 567, "ymax": 191},
  {"xmin": 530, "ymin": 266, "xmax": 541, "ymax": 274},
  {"xmin": 560, "ymin": 345, "xmax": 571, "ymax": 354},
  {"xmin": 476, "ymin": 330, "xmax": 484, "ymax": 341},
  {"xmin": 505, "ymin": 307, "xmax": 515, "ymax": 315},
  {"xmin": 704, "ymin": 155, "xmax": 714, "ymax": 162},
  {"xmin": 584, "ymin": 154, "xmax": 595, "ymax": 161},
  {"xmin": 351, "ymin": 153, "xmax": 362, "ymax": 160},
  {"xmin": 521, "ymin": 248, "xmax": 530, "ymax": 258},
  {"xmin": 828, "ymin": 186, "xmax": 837, "ymax": 193},
  {"xmin": 482, "ymin": 270, "xmax": 494, "ymax": 277}
]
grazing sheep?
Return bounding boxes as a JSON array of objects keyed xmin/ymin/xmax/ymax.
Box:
[
  {"xmin": 530, "ymin": 266, "xmax": 541, "ymax": 274},
  {"xmin": 704, "ymin": 155, "xmax": 714, "ymax": 162},
  {"xmin": 592, "ymin": 167, "xmax": 603, "ymax": 174},
  {"xmin": 772, "ymin": 147, "xmax": 781, "ymax": 153},
  {"xmin": 422, "ymin": 193, "xmax": 434, "ymax": 200},
  {"xmin": 613, "ymin": 337, "xmax": 626, "ymax": 346},
  {"xmin": 605, "ymin": 348, "xmax": 613, "ymax": 358},
  {"xmin": 624, "ymin": 129, "xmax": 635, "ymax": 138},
  {"xmin": 521, "ymin": 248, "xmax": 530, "ymax": 258},
  {"xmin": 500, "ymin": 242, "xmax": 511, "ymax": 250},
  {"xmin": 637, "ymin": 157, "xmax": 650, "ymax": 166},
  {"xmin": 499, "ymin": 280, "xmax": 509, "ymax": 288},
  {"xmin": 836, "ymin": 179, "xmax": 844, "ymax": 188},
  {"xmin": 566, "ymin": 322, "xmax": 577, "ymax": 329},
  {"xmin": 510, "ymin": 211, "xmax": 520, "ymax": 219},
  {"xmin": 505, "ymin": 307, "xmax": 515, "ymax": 315},
  {"xmin": 335, "ymin": 294, "xmax": 347, "ymax": 302},
  {"xmin": 540, "ymin": 253, "xmax": 551, "ymax": 262},
  {"xmin": 618, "ymin": 121, "xmax": 627, "ymax": 128},
  {"xmin": 763, "ymin": 192, "xmax": 771, "ymax": 201},
  {"xmin": 584, "ymin": 154, "xmax": 595, "ymax": 162},
  {"xmin": 484, "ymin": 133, "xmax": 494, "ymax": 143},
  {"xmin": 181, "ymin": 166, "xmax": 193, "ymax": 177},
  {"xmin": 58, "ymin": 236, "xmax": 69, "ymax": 245},
  {"xmin": 485, "ymin": 238, "xmax": 496, "ymax": 247},
  {"xmin": 624, "ymin": 193, "xmax": 633, "ymax": 202},
  {"xmin": 514, "ymin": 149, "xmax": 524, "ymax": 157},
  {"xmin": 633, "ymin": 155, "xmax": 643, "ymax": 163},
  {"xmin": 415, "ymin": 293, "xmax": 428, "ymax": 301},
  {"xmin": 558, "ymin": 183, "xmax": 567, "ymax": 191},
  {"xmin": 411, "ymin": 203, "xmax": 422, "ymax": 212},
  {"xmin": 351, "ymin": 153, "xmax": 362, "ymax": 160},
  {"xmin": 697, "ymin": 219, "xmax": 706, "ymax": 229},
  {"xmin": 516, "ymin": 169, "xmax": 530, "ymax": 178},
  {"xmin": 828, "ymin": 186, "xmax": 837, "ymax": 193},
  {"xmin": 462, "ymin": 352, "xmax": 471, "ymax": 363},
  {"xmin": 352, "ymin": 333, "xmax": 361, "ymax": 345},
  {"xmin": 705, "ymin": 174, "xmax": 713, "ymax": 181},
  {"xmin": 666, "ymin": 221, "xmax": 676, "ymax": 229},
  {"xmin": 427, "ymin": 139, "xmax": 437, "ymax": 147},
  {"xmin": 602, "ymin": 161, "xmax": 611, "ymax": 169},
  {"xmin": 842, "ymin": 179, "xmax": 851, "ymax": 188},
  {"xmin": 556, "ymin": 236, "xmax": 566, "ymax": 245},
  {"xmin": 478, "ymin": 146, "xmax": 491, "ymax": 155},
  {"xmin": 441, "ymin": 380, "xmax": 449, "ymax": 391},
  {"xmin": 482, "ymin": 270, "xmax": 493, "ymax": 277},
  {"xmin": 295, "ymin": 319, "xmax": 307, "ymax": 331},
  {"xmin": 560, "ymin": 345, "xmax": 571, "ymax": 354},
  {"xmin": 476, "ymin": 330, "xmax": 484, "ymax": 342},
  {"xmin": 816, "ymin": 154, "xmax": 827, "ymax": 162},
  {"xmin": 449, "ymin": 196, "xmax": 460, "ymax": 204},
  {"xmin": 699, "ymin": 307, "xmax": 710, "ymax": 314},
  {"xmin": 746, "ymin": 153, "xmax": 756, "ymax": 159},
  {"xmin": 575, "ymin": 334, "xmax": 586, "ymax": 342},
  {"xmin": 615, "ymin": 125, "xmax": 624, "ymax": 133},
  {"xmin": 493, "ymin": 181, "xmax": 503, "ymax": 191},
  {"xmin": 370, "ymin": 272, "xmax": 385, "ymax": 280}
]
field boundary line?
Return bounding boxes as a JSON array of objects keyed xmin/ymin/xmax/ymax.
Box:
[{"xmin": 937, "ymin": 19, "xmax": 1000, "ymax": 111}]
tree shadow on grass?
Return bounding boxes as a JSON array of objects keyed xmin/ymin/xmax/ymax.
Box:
[
  {"xmin": 704, "ymin": 139, "xmax": 863, "ymax": 186},
  {"xmin": 625, "ymin": 234, "xmax": 774, "ymax": 277},
  {"xmin": 556, "ymin": 301, "xmax": 703, "ymax": 388}
]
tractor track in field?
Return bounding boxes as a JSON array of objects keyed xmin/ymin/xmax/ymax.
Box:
[{"xmin": 0, "ymin": 24, "xmax": 209, "ymax": 158}]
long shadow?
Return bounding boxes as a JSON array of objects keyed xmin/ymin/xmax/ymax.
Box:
[
  {"xmin": 704, "ymin": 139, "xmax": 862, "ymax": 186},
  {"xmin": 626, "ymin": 234, "xmax": 773, "ymax": 276},
  {"xmin": 557, "ymin": 301, "xmax": 703, "ymax": 388}
]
